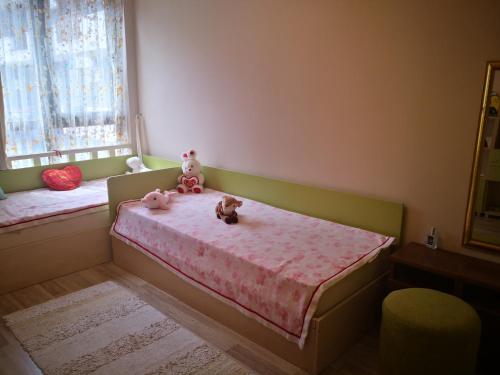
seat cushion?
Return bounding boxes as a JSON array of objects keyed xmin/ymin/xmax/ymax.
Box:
[
  {"xmin": 380, "ymin": 288, "xmax": 481, "ymax": 375},
  {"xmin": 383, "ymin": 288, "xmax": 480, "ymax": 334}
]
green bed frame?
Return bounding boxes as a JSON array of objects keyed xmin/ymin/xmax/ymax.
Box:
[
  {"xmin": 1, "ymin": 152, "xmax": 402, "ymax": 239},
  {"xmin": 0, "ymin": 155, "xmax": 181, "ymax": 194},
  {"xmin": 108, "ymin": 155, "xmax": 404, "ymax": 240},
  {"xmin": 0, "ymin": 156, "xmax": 132, "ymax": 193}
]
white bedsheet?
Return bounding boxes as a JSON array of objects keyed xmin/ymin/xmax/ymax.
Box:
[{"xmin": 0, "ymin": 178, "xmax": 108, "ymax": 233}]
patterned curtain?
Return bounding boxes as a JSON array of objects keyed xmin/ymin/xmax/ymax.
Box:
[
  {"xmin": 0, "ymin": 0, "xmax": 128, "ymax": 159},
  {"xmin": 0, "ymin": 73, "xmax": 7, "ymax": 169}
]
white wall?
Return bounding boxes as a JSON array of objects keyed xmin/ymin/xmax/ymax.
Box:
[{"xmin": 131, "ymin": 0, "xmax": 500, "ymax": 260}]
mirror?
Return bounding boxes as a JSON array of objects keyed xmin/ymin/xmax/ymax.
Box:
[{"xmin": 464, "ymin": 62, "xmax": 500, "ymax": 251}]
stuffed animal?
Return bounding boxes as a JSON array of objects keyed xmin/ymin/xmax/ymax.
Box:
[
  {"xmin": 215, "ymin": 195, "xmax": 243, "ymax": 224},
  {"xmin": 177, "ymin": 149, "xmax": 205, "ymax": 193},
  {"xmin": 126, "ymin": 156, "xmax": 151, "ymax": 174},
  {"xmin": 141, "ymin": 189, "xmax": 174, "ymax": 209}
]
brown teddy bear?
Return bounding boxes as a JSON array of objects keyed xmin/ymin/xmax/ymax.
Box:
[{"xmin": 215, "ymin": 195, "xmax": 243, "ymax": 224}]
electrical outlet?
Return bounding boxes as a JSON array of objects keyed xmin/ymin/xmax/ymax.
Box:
[{"xmin": 425, "ymin": 227, "xmax": 438, "ymax": 249}]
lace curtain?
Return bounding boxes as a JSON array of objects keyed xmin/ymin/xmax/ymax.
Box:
[
  {"xmin": 0, "ymin": 0, "xmax": 129, "ymax": 163},
  {"xmin": 0, "ymin": 74, "xmax": 6, "ymax": 169}
]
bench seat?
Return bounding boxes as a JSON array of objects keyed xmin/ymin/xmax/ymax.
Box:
[{"xmin": 0, "ymin": 179, "xmax": 112, "ymax": 293}]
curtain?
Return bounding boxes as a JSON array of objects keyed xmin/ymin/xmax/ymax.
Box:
[
  {"xmin": 0, "ymin": 72, "xmax": 7, "ymax": 169},
  {"xmin": 0, "ymin": 0, "xmax": 128, "ymax": 159}
]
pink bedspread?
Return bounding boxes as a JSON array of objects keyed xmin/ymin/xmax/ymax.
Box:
[
  {"xmin": 0, "ymin": 178, "xmax": 108, "ymax": 233},
  {"xmin": 111, "ymin": 189, "xmax": 394, "ymax": 347}
]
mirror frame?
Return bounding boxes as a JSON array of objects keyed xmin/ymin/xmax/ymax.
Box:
[{"xmin": 463, "ymin": 61, "xmax": 500, "ymax": 251}]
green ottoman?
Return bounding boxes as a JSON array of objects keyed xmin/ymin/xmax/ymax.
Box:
[{"xmin": 380, "ymin": 288, "xmax": 481, "ymax": 375}]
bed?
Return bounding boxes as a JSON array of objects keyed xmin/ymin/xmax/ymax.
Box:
[
  {"xmin": 0, "ymin": 179, "xmax": 112, "ymax": 293},
  {"xmin": 108, "ymin": 164, "xmax": 403, "ymax": 374}
]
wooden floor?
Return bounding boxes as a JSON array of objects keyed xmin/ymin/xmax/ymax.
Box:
[{"xmin": 0, "ymin": 262, "xmax": 379, "ymax": 375}]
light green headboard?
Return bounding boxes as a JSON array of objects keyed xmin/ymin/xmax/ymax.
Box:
[
  {"xmin": 143, "ymin": 155, "xmax": 180, "ymax": 169},
  {"xmin": 0, "ymin": 156, "xmax": 131, "ymax": 193},
  {"xmin": 203, "ymin": 166, "xmax": 403, "ymax": 241},
  {"xmin": 108, "ymin": 155, "xmax": 404, "ymax": 240}
]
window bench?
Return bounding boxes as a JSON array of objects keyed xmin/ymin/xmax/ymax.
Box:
[
  {"xmin": 0, "ymin": 207, "xmax": 111, "ymax": 294},
  {"xmin": 0, "ymin": 157, "xmax": 130, "ymax": 294}
]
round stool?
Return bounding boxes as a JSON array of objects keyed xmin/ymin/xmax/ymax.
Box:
[{"xmin": 380, "ymin": 288, "xmax": 481, "ymax": 375}]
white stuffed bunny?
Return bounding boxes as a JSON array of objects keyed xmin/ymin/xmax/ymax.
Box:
[
  {"xmin": 177, "ymin": 149, "xmax": 205, "ymax": 193},
  {"xmin": 126, "ymin": 156, "xmax": 151, "ymax": 174}
]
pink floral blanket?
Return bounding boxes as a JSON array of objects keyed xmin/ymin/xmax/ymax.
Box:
[{"xmin": 110, "ymin": 189, "xmax": 394, "ymax": 347}]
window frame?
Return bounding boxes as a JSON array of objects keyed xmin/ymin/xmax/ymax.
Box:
[{"xmin": 5, "ymin": 143, "xmax": 133, "ymax": 169}]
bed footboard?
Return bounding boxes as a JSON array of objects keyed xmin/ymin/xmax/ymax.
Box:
[{"xmin": 107, "ymin": 168, "xmax": 179, "ymax": 222}]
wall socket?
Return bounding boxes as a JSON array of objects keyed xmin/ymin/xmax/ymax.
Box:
[{"xmin": 425, "ymin": 227, "xmax": 438, "ymax": 249}]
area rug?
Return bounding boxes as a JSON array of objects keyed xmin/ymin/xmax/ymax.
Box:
[{"xmin": 3, "ymin": 281, "xmax": 253, "ymax": 375}]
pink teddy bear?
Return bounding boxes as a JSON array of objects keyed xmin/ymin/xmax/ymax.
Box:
[{"xmin": 141, "ymin": 189, "xmax": 175, "ymax": 210}]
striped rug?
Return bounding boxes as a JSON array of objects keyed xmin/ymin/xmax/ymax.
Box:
[{"xmin": 3, "ymin": 281, "xmax": 253, "ymax": 375}]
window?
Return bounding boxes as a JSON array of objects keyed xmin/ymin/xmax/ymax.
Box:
[{"xmin": 0, "ymin": 0, "xmax": 131, "ymax": 168}]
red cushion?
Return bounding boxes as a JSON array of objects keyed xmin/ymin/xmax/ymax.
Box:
[{"xmin": 42, "ymin": 166, "xmax": 83, "ymax": 191}]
